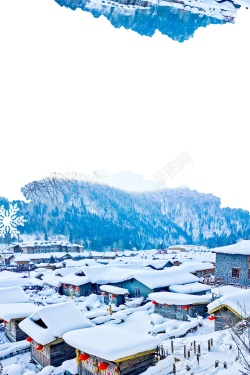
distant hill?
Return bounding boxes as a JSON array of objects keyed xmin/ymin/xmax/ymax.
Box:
[{"xmin": 1, "ymin": 181, "xmax": 249, "ymax": 250}]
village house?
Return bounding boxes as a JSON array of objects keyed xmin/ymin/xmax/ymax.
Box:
[
  {"xmin": 18, "ymin": 301, "xmax": 93, "ymax": 367},
  {"xmin": 111, "ymin": 268, "xmax": 201, "ymax": 298},
  {"xmin": 212, "ymin": 240, "xmax": 250, "ymax": 287},
  {"xmin": 207, "ymin": 289, "xmax": 250, "ymax": 331},
  {"xmin": 99, "ymin": 285, "xmax": 129, "ymax": 307},
  {"xmin": 0, "ymin": 286, "xmax": 38, "ymax": 342},
  {"xmin": 148, "ymin": 291, "xmax": 211, "ymax": 320},
  {"xmin": 63, "ymin": 325, "xmax": 161, "ymax": 375}
]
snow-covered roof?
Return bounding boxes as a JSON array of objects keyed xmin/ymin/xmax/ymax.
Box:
[
  {"xmin": 207, "ymin": 289, "xmax": 250, "ymax": 318},
  {"xmin": 60, "ymin": 273, "xmax": 90, "ymax": 287},
  {"xmin": 42, "ymin": 274, "xmax": 63, "ymax": 287},
  {"xmin": 19, "ymin": 301, "xmax": 93, "ymax": 345},
  {"xmin": 148, "ymin": 291, "xmax": 211, "ymax": 305},
  {"xmin": 81, "ymin": 266, "xmax": 135, "ymax": 284},
  {"xmin": 0, "ymin": 303, "xmax": 38, "ymax": 321},
  {"xmin": 133, "ymin": 268, "xmax": 200, "ymax": 289},
  {"xmin": 0, "ymin": 286, "xmax": 29, "ymax": 303},
  {"xmin": 63, "ymin": 326, "xmax": 161, "ymax": 361},
  {"xmin": 177, "ymin": 262, "xmax": 214, "ymax": 272},
  {"xmin": 169, "ymin": 282, "xmax": 211, "ymax": 294},
  {"xmin": 99, "ymin": 285, "xmax": 129, "ymax": 295},
  {"xmin": 211, "ymin": 240, "xmax": 250, "ymax": 255}
]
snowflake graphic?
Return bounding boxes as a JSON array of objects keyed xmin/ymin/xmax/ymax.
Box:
[{"xmin": 0, "ymin": 204, "xmax": 26, "ymax": 239}]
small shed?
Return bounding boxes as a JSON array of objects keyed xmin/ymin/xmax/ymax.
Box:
[
  {"xmin": 19, "ymin": 301, "xmax": 93, "ymax": 367},
  {"xmin": 63, "ymin": 325, "xmax": 161, "ymax": 375},
  {"xmin": 207, "ymin": 289, "xmax": 250, "ymax": 331},
  {"xmin": 99, "ymin": 285, "xmax": 129, "ymax": 307},
  {"xmin": 148, "ymin": 292, "xmax": 211, "ymax": 320}
]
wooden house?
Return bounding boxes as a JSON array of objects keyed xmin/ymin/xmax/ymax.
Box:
[
  {"xmin": 19, "ymin": 301, "xmax": 93, "ymax": 367},
  {"xmin": 0, "ymin": 286, "xmax": 38, "ymax": 342},
  {"xmin": 63, "ymin": 325, "xmax": 161, "ymax": 375},
  {"xmin": 1, "ymin": 303, "xmax": 38, "ymax": 342},
  {"xmin": 148, "ymin": 291, "xmax": 211, "ymax": 320},
  {"xmin": 207, "ymin": 289, "xmax": 250, "ymax": 331},
  {"xmin": 99, "ymin": 285, "xmax": 129, "ymax": 307}
]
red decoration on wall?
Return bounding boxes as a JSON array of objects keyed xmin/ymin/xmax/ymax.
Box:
[
  {"xmin": 75, "ymin": 287, "xmax": 80, "ymax": 291},
  {"xmin": 103, "ymin": 291, "xmax": 107, "ymax": 296},
  {"xmin": 111, "ymin": 294, "xmax": 115, "ymax": 298},
  {"xmin": 208, "ymin": 315, "xmax": 215, "ymax": 321},
  {"xmin": 26, "ymin": 336, "xmax": 33, "ymax": 342},
  {"xmin": 98, "ymin": 362, "xmax": 109, "ymax": 372},
  {"xmin": 183, "ymin": 305, "xmax": 189, "ymax": 310},
  {"xmin": 79, "ymin": 353, "xmax": 90, "ymax": 361},
  {"xmin": 152, "ymin": 301, "xmax": 157, "ymax": 305},
  {"xmin": 36, "ymin": 345, "xmax": 44, "ymax": 351}
]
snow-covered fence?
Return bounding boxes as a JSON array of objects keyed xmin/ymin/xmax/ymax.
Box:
[{"xmin": 0, "ymin": 346, "xmax": 30, "ymax": 361}]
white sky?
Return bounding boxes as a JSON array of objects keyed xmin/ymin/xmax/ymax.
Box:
[{"xmin": 0, "ymin": 0, "xmax": 250, "ymax": 211}]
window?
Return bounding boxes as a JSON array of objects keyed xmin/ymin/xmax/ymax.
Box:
[{"xmin": 231, "ymin": 268, "xmax": 240, "ymax": 278}]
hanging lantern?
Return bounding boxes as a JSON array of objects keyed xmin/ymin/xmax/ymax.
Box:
[
  {"xmin": 103, "ymin": 291, "xmax": 107, "ymax": 296},
  {"xmin": 98, "ymin": 362, "xmax": 109, "ymax": 372},
  {"xmin": 63, "ymin": 284, "xmax": 67, "ymax": 288},
  {"xmin": 71, "ymin": 285, "xmax": 75, "ymax": 289},
  {"xmin": 36, "ymin": 344, "xmax": 44, "ymax": 351},
  {"xmin": 79, "ymin": 353, "xmax": 90, "ymax": 361},
  {"xmin": 208, "ymin": 315, "xmax": 215, "ymax": 321},
  {"xmin": 26, "ymin": 336, "xmax": 33, "ymax": 343},
  {"xmin": 183, "ymin": 305, "xmax": 189, "ymax": 310},
  {"xmin": 164, "ymin": 303, "xmax": 169, "ymax": 307},
  {"xmin": 152, "ymin": 301, "xmax": 157, "ymax": 305},
  {"xmin": 111, "ymin": 294, "xmax": 115, "ymax": 299},
  {"xmin": 3, "ymin": 320, "xmax": 8, "ymax": 324},
  {"xmin": 75, "ymin": 287, "xmax": 80, "ymax": 292}
]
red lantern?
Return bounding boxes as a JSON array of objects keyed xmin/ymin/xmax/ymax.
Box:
[
  {"xmin": 71, "ymin": 285, "xmax": 75, "ymax": 289},
  {"xmin": 75, "ymin": 287, "xmax": 80, "ymax": 291},
  {"xmin": 183, "ymin": 305, "xmax": 189, "ymax": 310},
  {"xmin": 26, "ymin": 336, "xmax": 33, "ymax": 343},
  {"xmin": 152, "ymin": 301, "xmax": 157, "ymax": 305},
  {"xmin": 98, "ymin": 362, "xmax": 109, "ymax": 372},
  {"xmin": 36, "ymin": 344, "xmax": 44, "ymax": 351},
  {"xmin": 208, "ymin": 315, "xmax": 215, "ymax": 321},
  {"xmin": 3, "ymin": 320, "xmax": 8, "ymax": 324},
  {"xmin": 79, "ymin": 353, "xmax": 90, "ymax": 361},
  {"xmin": 164, "ymin": 303, "xmax": 169, "ymax": 307},
  {"xmin": 111, "ymin": 294, "xmax": 115, "ymax": 299},
  {"xmin": 103, "ymin": 291, "xmax": 107, "ymax": 296},
  {"xmin": 63, "ymin": 284, "xmax": 67, "ymax": 288}
]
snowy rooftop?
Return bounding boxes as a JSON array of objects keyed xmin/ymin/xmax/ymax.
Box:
[
  {"xmin": 134, "ymin": 268, "xmax": 199, "ymax": 289},
  {"xmin": 169, "ymin": 282, "xmax": 211, "ymax": 294},
  {"xmin": 19, "ymin": 301, "xmax": 93, "ymax": 345},
  {"xmin": 177, "ymin": 262, "xmax": 215, "ymax": 272},
  {"xmin": 211, "ymin": 240, "xmax": 250, "ymax": 255},
  {"xmin": 0, "ymin": 303, "xmax": 38, "ymax": 321},
  {"xmin": 148, "ymin": 291, "xmax": 211, "ymax": 305},
  {"xmin": 60, "ymin": 273, "xmax": 90, "ymax": 286},
  {"xmin": 0, "ymin": 286, "xmax": 29, "ymax": 303},
  {"xmin": 80, "ymin": 266, "xmax": 135, "ymax": 284},
  {"xmin": 63, "ymin": 325, "xmax": 161, "ymax": 361},
  {"xmin": 207, "ymin": 289, "xmax": 250, "ymax": 318},
  {"xmin": 99, "ymin": 285, "xmax": 129, "ymax": 295}
]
